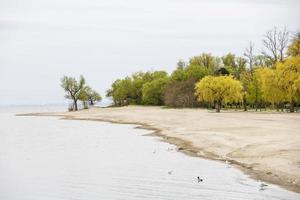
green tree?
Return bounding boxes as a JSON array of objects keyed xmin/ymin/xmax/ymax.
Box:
[
  {"xmin": 222, "ymin": 53, "xmax": 237, "ymax": 69},
  {"xmin": 142, "ymin": 76, "xmax": 169, "ymax": 105},
  {"xmin": 131, "ymin": 71, "xmax": 168, "ymax": 104},
  {"xmin": 242, "ymin": 70, "xmax": 263, "ymax": 111},
  {"xmin": 170, "ymin": 65, "xmax": 187, "ymax": 82},
  {"xmin": 195, "ymin": 75, "xmax": 243, "ymax": 112},
  {"xmin": 60, "ymin": 75, "xmax": 86, "ymax": 111},
  {"xmin": 222, "ymin": 53, "xmax": 246, "ymax": 79},
  {"xmin": 189, "ymin": 53, "xmax": 220, "ymax": 75},
  {"xmin": 83, "ymin": 86, "xmax": 102, "ymax": 105},
  {"xmin": 106, "ymin": 77, "xmax": 134, "ymax": 106}
]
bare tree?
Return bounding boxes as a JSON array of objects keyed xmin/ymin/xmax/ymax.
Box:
[
  {"xmin": 278, "ymin": 27, "xmax": 289, "ymax": 61},
  {"xmin": 261, "ymin": 27, "xmax": 289, "ymax": 65},
  {"xmin": 244, "ymin": 41, "xmax": 255, "ymax": 71}
]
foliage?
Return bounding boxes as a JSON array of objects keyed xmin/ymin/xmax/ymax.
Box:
[
  {"xmin": 106, "ymin": 71, "xmax": 169, "ymax": 106},
  {"xmin": 106, "ymin": 77, "xmax": 134, "ymax": 106},
  {"xmin": 222, "ymin": 53, "xmax": 247, "ymax": 79},
  {"xmin": 276, "ymin": 56, "xmax": 300, "ymax": 111},
  {"xmin": 142, "ymin": 75, "xmax": 169, "ymax": 105},
  {"xmin": 256, "ymin": 68, "xmax": 283, "ymax": 106},
  {"xmin": 60, "ymin": 75, "xmax": 86, "ymax": 111},
  {"xmin": 287, "ymin": 32, "xmax": 300, "ymax": 56},
  {"xmin": 195, "ymin": 76, "xmax": 243, "ymax": 112},
  {"xmin": 240, "ymin": 70, "xmax": 263, "ymax": 110},
  {"xmin": 106, "ymin": 27, "xmax": 300, "ymax": 112},
  {"xmin": 80, "ymin": 86, "xmax": 102, "ymax": 105},
  {"xmin": 189, "ymin": 53, "xmax": 221, "ymax": 75}
]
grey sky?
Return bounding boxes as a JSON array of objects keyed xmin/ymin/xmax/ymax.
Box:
[{"xmin": 0, "ymin": 0, "xmax": 299, "ymax": 105}]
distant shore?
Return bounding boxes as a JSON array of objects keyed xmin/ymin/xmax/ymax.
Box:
[{"xmin": 20, "ymin": 106, "xmax": 300, "ymax": 193}]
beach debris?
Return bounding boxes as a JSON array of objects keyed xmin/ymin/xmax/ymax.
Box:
[
  {"xmin": 258, "ymin": 180, "xmax": 268, "ymax": 190},
  {"xmin": 168, "ymin": 170, "xmax": 173, "ymax": 175},
  {"xmin": 197, "ymin": 176, "xmax": 203, "ymax": 182}
]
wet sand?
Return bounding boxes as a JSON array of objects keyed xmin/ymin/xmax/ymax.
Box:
[{"xmin": 20, "ymin": 106, "xmax": 300, "ymax": 193}]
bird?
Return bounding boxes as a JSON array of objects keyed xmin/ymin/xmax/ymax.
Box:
[
  {"xmin": 168, "ymin": 170, "xmax": 173, "ymax": 175},
  {"xmin": 225, "ymin": 160, "xmax": 231, "ymax": 168},
  {"xmin": 197, "ymin": 176, "xmax": 203, "ymax": 182},
  {"xmin": 258, "ymin": 181, "xmax": 268, "ymax": 190}
]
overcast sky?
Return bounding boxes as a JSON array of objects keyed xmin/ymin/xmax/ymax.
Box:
[{"xmin": 0, "ymin": 0, "xmax": 299, "ymax": 105}]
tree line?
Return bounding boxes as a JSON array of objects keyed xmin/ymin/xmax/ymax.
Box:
[{"xmin": 106, "ymin": 27, "xmax": 300, "ymax": 112}]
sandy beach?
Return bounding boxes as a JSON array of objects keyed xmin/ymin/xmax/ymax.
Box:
[{"xmin": 22, "ymin": 106, "xmax": 300, "ymax": 192}]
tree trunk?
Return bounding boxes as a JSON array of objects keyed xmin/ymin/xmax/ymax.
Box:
[
  {"xmin": 290, "ymin": 102, "xmax": 295, "ymax": 113},
  {"xmin": 243, "ymin": 103, "xmax": 247, "ymax": 111},
  {"xmin": 276, "ymin": 103, "xmax": 280, "ymax": 112},
  {"xmin": 255, "ymin": 100, "xmax": 258, "ymax": 111},
  {"xmin": 243, "ymin": 95, "xmax": 247, "ymax": 111},
  {"xmin": 74, "ymin": 99, "xmax": 78, "ymax": 111},
  {"xmin": 215, "ymin": 101, "xmax": 221, "ymax": 112},
  {"xmin": 89, "ymin": 99, "xmax": 94, "ymax": 105}
]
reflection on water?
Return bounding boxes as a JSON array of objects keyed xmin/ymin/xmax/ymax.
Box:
[{"xmin": 0, "ymin": 107, "xmax": 299, "ymax": 200}]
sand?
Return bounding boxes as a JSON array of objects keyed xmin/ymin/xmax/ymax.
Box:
[{"xmin": 21, "ymin": 106, "xmax": 300, "ymax": 192}]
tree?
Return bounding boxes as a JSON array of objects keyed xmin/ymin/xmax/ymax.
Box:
[
  {"xmin": 189, "ymin": 53, "xmax": 221, "ymax": 75},
  {"xmin": 131, "ymin": 71, "xmax": 168, "ymax": 104},
  {"xmin": 195, "ymin": 76, "xmax": 243, "ymax": 112},
  {"xmin": 142, "ymin": 76, "xmax": 169, "ymax": 105},
  {"xmin": 287, "ymin": 31, "xmax": 300, "ymax": 56},
  {"xmin": 262, "ymin": 27, "xmax": 289, "ymax": 65},
  {"xmin": 83, "ymin": 86, "xmax": 102, "ymax": 105},
  {"xmin": 222, "ymin": 53, "xmax": 237, "ymax": 69},
  {"xmin": 234, "ymin": 57, "xmax": 247, "ymax": 79},
  {"xmin": 164, "ymin": 78, "xmax": 198, "ymax": 107},
  {"xmin": 170, "ymin": 65, "xmax": 187, "ymax": 82},
  {"xmin": 276, "ymin": 56, "xmax": 300, "ymax": 112},
  {"xmin": 241, "ymin": 70, "xmax": 263, "ymax": 111},
  {"xmin": 254, "ymin": 55, "xmax": 273, "ymax": 67},
  {"xmin": 256, "ymin": 68, "xmax": 284, "ymax": 109},
  {"xmin": 244, "ymin": 42, "xmax": 255, "ymax": 72},
  {"xmin": 61, "ymin": 75, "xmax": 86, "ymax": 111},
  {"xmin": 106, "ymin": 77, "xmax": 134, "ymax": 106},
  {"xmin": 221, "ymin": 53, "xmax": 246, "ymax": 79}
]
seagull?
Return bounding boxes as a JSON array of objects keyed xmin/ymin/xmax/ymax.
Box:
[
  {"xmin": 258, "ymin": 181, "xmax": 268, "ymax": 190},
  {"xmin": 197, "ymin": 176, "xmax": 203, "ymax": 182},
  {"xmin": 168, "ymin": 170, "xmax": 173, "ymax": 175},
  {"xmin": 225, "ymin": 160, "xmax": 231, "ymax": 168}
]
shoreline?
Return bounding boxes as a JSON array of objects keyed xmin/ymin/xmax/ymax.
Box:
[{"xmin": 18, "ymin": 106, "xmax": 300, "ymax": 193}]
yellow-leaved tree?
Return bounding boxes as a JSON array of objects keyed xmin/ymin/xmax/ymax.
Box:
[
  {"xmin": 195, "ymin": 75, "xmax": 243, "ymax": 112},
  {"xmin": 276, "ymin": 56, "xmax": 300, "ymax": 112},
  {"xmin": 256, "ymin": 68, "xmax": 284, "ymax": 109}
]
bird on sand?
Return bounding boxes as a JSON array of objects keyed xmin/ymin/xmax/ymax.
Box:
[
  {"xmin": 197, "ymin": 176, "xmax": 203, "ymax": 182},
  {"xmin": 225, "ymin": 160, "xmax": 231, "ymax": 168},
  {"xmin": 258, "ymin": 180, "xmax": 268, "ymax": 190}
]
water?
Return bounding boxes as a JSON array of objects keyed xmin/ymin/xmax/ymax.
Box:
[{"xmin": 0, "ymin": 106, "xmax": 299, "ymax": 200}]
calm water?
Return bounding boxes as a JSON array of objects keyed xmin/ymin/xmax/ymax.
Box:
[{"xmin": 0, "ymin": 106, "xmax": 299, "ymax": 200}]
